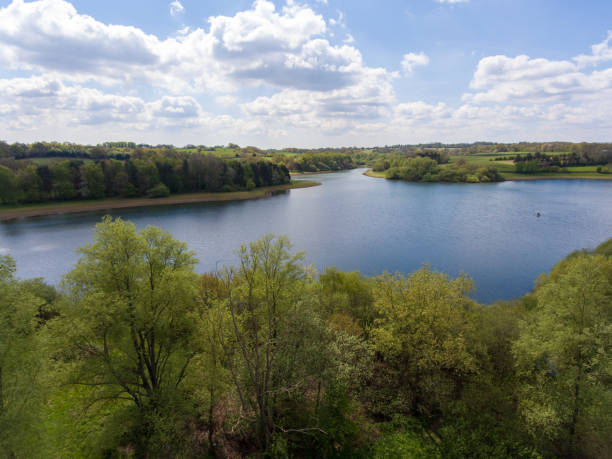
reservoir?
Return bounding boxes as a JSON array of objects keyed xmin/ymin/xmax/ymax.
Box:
[{"xmin": 1, "ymin": 168, "xmax": 611, "ymax": 303}]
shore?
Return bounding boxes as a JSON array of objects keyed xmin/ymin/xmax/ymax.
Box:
[
  {"xmin": 363, "ymin": 169, "xmax": 612, "ymax": 182},
  {"xmin": 362, "ymin": 169, "xmax": 385, "ymax": 178},
  {"xmin": 0, "ymin": 180, "xmax": 320, "ymax": 222},
  {"xmin": 502, "ymin": 174, "xmax": 612, "ymax": 181},
  {"xmin": 290, "ymin": 169, "xmax": 353, "ymax": 176}
]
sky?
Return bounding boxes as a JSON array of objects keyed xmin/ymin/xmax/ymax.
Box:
[{"xmin": 0, "ymin": 0, "xmax": 611, "ymax": 147}]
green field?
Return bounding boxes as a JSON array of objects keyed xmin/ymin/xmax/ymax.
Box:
[{"xmin": 452, "ymin": 154, "xmax": 612, "ymax": 180}]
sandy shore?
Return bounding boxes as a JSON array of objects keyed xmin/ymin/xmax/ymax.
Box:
[{"xmin": 0, "ymin": 180, "xmax": 320, "ymax": 222}]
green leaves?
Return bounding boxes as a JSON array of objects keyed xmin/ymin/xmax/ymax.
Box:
[
  {"xmin": 0, "ymin": 255, "xmax": 47, "ymax": 456},
  {"xmin": 50, "ymin": 216, "xmax": 201, "ymax": 455},
  {"xmin": 368, "ymin": 267, "xmax": 480, "ymax": 417},
  {"xmin": 513, "ymin": 254, "xmax": 612, "ymax": 455}
]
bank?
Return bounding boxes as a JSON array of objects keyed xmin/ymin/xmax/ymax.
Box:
[
  {"xmin": 363, "ymin": 168, "xmax": 612, "ymax": 182},
  {"xmin": 0, "ymin": 180, "xmax": 320, "ymax": 222}
]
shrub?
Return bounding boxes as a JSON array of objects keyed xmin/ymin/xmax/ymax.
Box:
[{"xmin": 147, "ymin": 183, "xmax": 170, "ymax": 198}]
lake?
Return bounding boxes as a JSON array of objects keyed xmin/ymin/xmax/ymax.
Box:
[{"xmin": 1, "ymin": 169, "xmax": 611, "ymax": 303}]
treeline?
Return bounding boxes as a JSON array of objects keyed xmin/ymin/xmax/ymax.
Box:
[
  {"xmin": 375, "ymin": 156, "xmax": 503, "ymax": 183},
  {"xmin": 1, "ymin": 219, "xmax": 610, "ymax": 457},
  {"xmin": 0, "ymin": 141, "xmax": 131, "ymax": 161},
  {"xmin": 501, "ymin": 151, "xmax": 612, "ymax": 174},
  {"xmin": 274, "ymin": 152, "xmax": 356, "ymax": 172},
  {"xmin": 370, "ymin": 142, "xmax": 612, "ymax": 157},
  {"xmin": 0, "ymin": 153, "xmax": 290, "ymax": 204}
]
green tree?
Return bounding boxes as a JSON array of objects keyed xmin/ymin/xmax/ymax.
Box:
[
  {"xmin": 50, "ymin": 160, "xmax": 78, "ymax": 200},
  {"xmin": 0, "ymin": 166, "xmax": 19, "ymax": 204},
  {"xmin": 17, "ymin": 164, "xmax": 45, "ymax": 202},
  {"xmin": 513, "ymin": 254, "xmax": 612, "ymax": 457},
  {"xmin": 81, "ymin": 162, "xmax": 105, "ymax": 199},
  {"xmin": 0, "ymin": 255, "xmax": 46, "ymax": 457},
  {"xmin": 318, "ymin": 267, "xmax": 376, "ymax": 333},
  {"xmin": 369, "ymin": 267, "xmax": 480, "ymax": 418},
  {"xmin": 50, "ymin": 217, "xmax": 201, "ymax": 455},
  {"xmin": 209, "ymin": 236, "xmax": 353, "ymax": 453}
]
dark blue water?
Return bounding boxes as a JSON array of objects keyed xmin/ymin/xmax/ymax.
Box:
[{"xmin": 1, "ymin": 169, "xmax": 611, "ymax": 303}]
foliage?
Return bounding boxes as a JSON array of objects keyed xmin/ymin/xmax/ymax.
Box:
[
  {"xmin": 147, "ymin": 183, "xmax": 171, "ymax": 198},
  {"xmin": 0, "ymin": 152, "xmax": 290, "ymax": 204},
  {"xmin": 384, "ymin": 157, "xmax": 503, "ymax": 183},
  {"xmin": 208, "ymin": 236, "xmax": 335, "ymax": 450},
  {"xmin": 0, "ymin": 255, "xmax": 46, "ymax": 457},
  {"xmin": 370, "ymin": 416, "xmax": 440, "ymax": 459},
  {"xmin": 275, "ymin": 152, "xmax": 356, "ymax": 172},
  {"xmin": 513, "ymin": 253, "xmax": 612, "ymax": 457},
  {"xmin": 367, "ymin": 268, "xmax": 481, "ymax": 418},
  {"xmin": 48, "ymin": 216, "xmax": 201, "ymax": 456},
  {"xmin": 2, "ymin": 220, "xmax": 611, "ymax": 457}
]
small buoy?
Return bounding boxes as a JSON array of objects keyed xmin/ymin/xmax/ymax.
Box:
[{"xmin": 536, "ymin": 212, "xmax": 541, "ymax": 217}]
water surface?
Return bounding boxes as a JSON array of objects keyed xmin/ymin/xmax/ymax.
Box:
[{"xmin": 2, "ymin": 169, "xmax": 611, "ymax": 303}]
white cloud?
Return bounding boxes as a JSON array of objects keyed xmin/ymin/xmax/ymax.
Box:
[
  {"xmin": 401, "ymin": 52, "xmax": 429, "ymax": 75},
  {"xmin": 328, "ymin": 10, "xmax": 344, "ymax": 27},
  {"xmin": 0, "ymin": 0, "xmax": 163, "ymax": 82},
  {"xmin": 243, "ymin": 66, "xmax": 395, "ymax": 131},
  {"xmin": 1, "ymin": 0, "xmax": 612, "ymax": 146},
  {"xmin": 463, "ymin": 54, "xmax": 612, "ymax": 103},
  {"xmin": 436, "ymin": 0, "xmax": 469, "ymax": 3},
  {"xmin": 0, "ymin": 0, "xmax": 370, "ymax": 93},
  {"xmin": 169, "ymin": 0, "xmax": 184, "ymax": 16},
  {"xmin": 343, "ymin": 34, "xmax": 355, "ymax": 44},
  {"xmin": 216, "ymin": 95, "xmax": 237, "ymax": 106},
  {"xmin": 396, "ymin": 101, "xmax": 450, "ymax": 120},
  {"xmin": 574, "ymin": 31, "xmax": 612, "ymax": 68}
]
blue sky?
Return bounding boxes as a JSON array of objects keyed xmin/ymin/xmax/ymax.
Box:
[{"xmin": 0, "ymin": 0, "xmax": 611, "ymax": 147}]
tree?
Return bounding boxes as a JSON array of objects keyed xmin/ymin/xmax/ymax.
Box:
[
  {"xmin": 51, "ymin": 217, "xmax": 201, "ymax": 455},
  {"xmin": 17, "ymin": 165, "xmax": 45, "ymax": 202},
  {"xmin": 50, "ymin": 161, "xmax": 78, "ymax": 200},
  {"xmin": 369, "ymin": 267, "xmax": 481, "ymax": 418},
  {"xmin": 317, "ymin": 267, "xmax": 376, "ymax": 333},
  {"xmin": 208, "ymin": 235, "xmax": 340, "ymax": 451},
  {"xmin": 513, "ymin": 254, "xmax": 612, "ymax": 457},
  {"xmin": 0, "ymin": 165, "xmax": 18, "ymax": 204},
  {"xmin": 81, "ymin": 162, "xmax": 105, "ymax": 199},
  {"xmin": 0, "ymin": 255, "xmax": 45, "ymax": 457}
]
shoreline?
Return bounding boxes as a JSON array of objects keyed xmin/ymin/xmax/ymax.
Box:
[
  {"xmin": 290, "ymin": 169, "xmax": 354, "ymax": 176},
  {"xmin": 363, "ymin": 169, "xmax": 612, "ymax": 182},
  {"xmin": 362, "ymin": 169, "xmax": 385, "ymax": 178},
  {"xmin": 503, "ymin": 175, "xmax": 612, "ymax": 181},
  {"xmin": 0, "ymin": 180, "xmax": 320, "ymax": 222}
]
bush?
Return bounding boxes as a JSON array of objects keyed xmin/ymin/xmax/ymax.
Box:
[{"xmin": 146, "ymin": 183, "xmax": 170, "ymax": 198}]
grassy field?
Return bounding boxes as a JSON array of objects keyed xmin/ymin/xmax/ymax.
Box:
[
  {"xmin": 0, "ymin": 180, "xmax": 320, "ymax": 222},
  {"xmin": 454, "ymin": 154, "xmax": 612, "ymax": 180}
]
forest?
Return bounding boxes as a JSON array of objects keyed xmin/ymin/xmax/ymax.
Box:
[
  {"xmin": 1, "ymin": 217, "xmax": 610, "ymax": 458},
  {"xmin": 0, "ymin": 153, "xmax": 290, "ymax": 205},
  {"xmin": 273, "ymin": 153, "xmax": 356, "ymax": 173}
]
